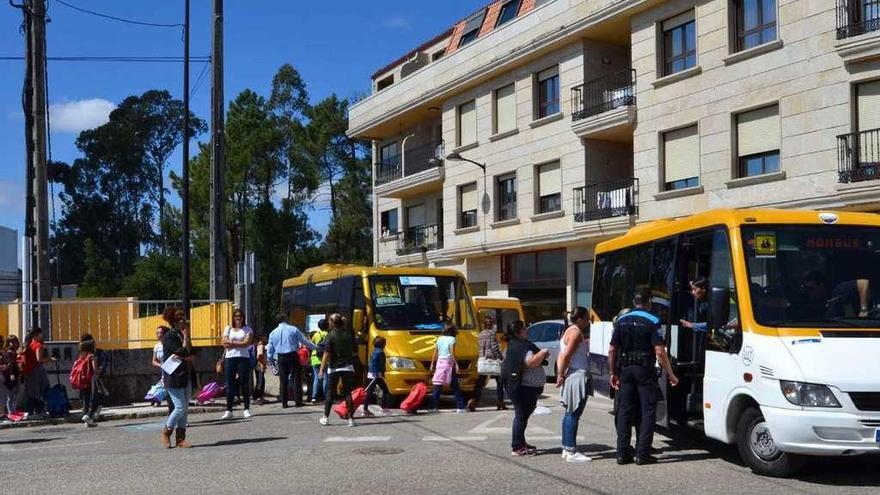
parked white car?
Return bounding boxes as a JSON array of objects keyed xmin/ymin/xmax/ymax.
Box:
[{"xmin": 526, "ymin": 319, "xmax": 566, "ymax": 380}]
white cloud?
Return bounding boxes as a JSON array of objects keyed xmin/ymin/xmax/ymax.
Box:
[
  {"xmin": 382, "ymin": 15, "xmax": 411, "ymax": 30},
  {"xmin": 49, "ymin": 98, "xmax": 115, "ymax": 133}
]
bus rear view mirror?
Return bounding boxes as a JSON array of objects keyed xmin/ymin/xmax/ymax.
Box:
[
  {"xmin": 709, "ymin": 287, "xmax": 731, "ymax": 330},
  {"xmin": 352, "ymin": 309, "xmax": 364, "ymax": 333}
]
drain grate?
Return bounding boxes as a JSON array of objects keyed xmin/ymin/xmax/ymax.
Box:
[{"xmin": 354, "ymin": 447, "xmax": 404, "ymax": 456}]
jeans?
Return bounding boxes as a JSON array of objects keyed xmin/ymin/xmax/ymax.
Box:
[
  {"xmin": 253, "ymin": 368, "xmax": 266, "ymax": 399},
  {"xmin": 224, "ymin": 357, "xmax": 252, "ymax": 411},
  {"xmin": 616, "ymin": 366, "xmax": 658, "ymax": 459},
  {"xmin": 324, "ymin": 371, "xmax": 355, "ymax": 418},
  {"xmin": 473, "ymin": 374, "xmax": 504, "ymax": 404},
  {"xmin": 166, "ymin": 387, "xmax": 190, "ymax": 429},
  {"xmin": 311, "ymin": 365, "xmax": 324, "ymax": 401},
  {"xmin": 510, "ymin": 385, "xmax": 540, "ymax": 450},
  {"xmin": 562, "ymin": 395, "xmax": 588, "ymax": 451},
  {"xmin": 277, "ymin": 353, "xmax": 301, "ymax": 406},
  {"xmin": 431, "ymin": 373, "xmax": 465, "ymax": 411},
  {"xmin": 364, "ymin": 377, "xmax": 390, "ymax": 411},
  {"xmin": 80, "ymin": 386, "xmax": 101, "ymax": 417}
]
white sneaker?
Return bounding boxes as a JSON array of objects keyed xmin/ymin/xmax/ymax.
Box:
[
  {"xmin": 348, "ymin": 418, "xmax": 356, "ymax": 427},
  {"xmin": 242, "ymin": 409, "xmax": 252, "ymax": 419},
  {"xmin": 563, "ymin": 451, "xmax": 592, "ymax": 463},
  {"xmin": 319, "ymin": 416, "xmax": 329, "ymax": 426},
  {"xmin": 220, "ymin": 411, "xmax": 233, "ymax": 421},
  {"xmin": 85, "ymin": 417, "xmax": 97, "ymax": 428},
  {"xmin": 455, "ymin": 409, "xmax": 466, "ymax": 414},
  {"xmin": 81, "ymin": 414, "xmax": 90, "ymax": 423}
]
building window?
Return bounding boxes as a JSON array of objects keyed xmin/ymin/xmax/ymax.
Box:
[
  {"xmin": 458, "ymin": 182, "xmax": 478, "ymax": 228},
  {"xmin": 536, "ymin": 67, "xmax": 560, "ymax": 118},
  {"xmin": 735, "ymin": 0, "xmax": 776, "ymax": 52},
  {"xmin": 459, "ymin": 9, "xmax": 486, "ymax": 48},
  {"xmin": 575, "ymin": 261, "xmax": 594, "ymax": 309},
  {"xmin": 496, "ymin": 0, "xmax": 522, "ymax": 27},
  {"xmin": 857, "ymin": 80, "xmax": 880, "ymax": 133},
  {"xmin": 536, "ymin": 162, "xmax": 562, "ymax": 213},
  {"xmin": 494, "ymin": 83, "xmax": 517, "ymax": 134},
  {"xmin": 379, "ymin": 142, "xmax": 399, "ymax": 165},
  {"xmin": 662, "ymin": 11, "xmax": 697, "ymax": 76},
  {"xmin": 376, "ymin": 75, "xmax": 394, "ymax": 92},
  {"xmin": 663, "ymin": 125, "xmax": 700, "ymax": 191},
  {"xmin": 432, "ymin": 50, "xmax": 445, "ymax": 62},
  {"xmin": 496, "ymin": 174, "xmax": 517, "ymax": 221},
  {"xmin": 380, "ymin": 209, "xmax": 398, "ymax": 237},
  {"xmin": 458, "ymin": 100, "xmax": 477, "ymax": 146},
  {"xmin": 736, "ymin": 104, "xmax": 780, "ymax": 178}
]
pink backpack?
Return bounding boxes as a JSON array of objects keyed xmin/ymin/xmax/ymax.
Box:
[{"xmin": 196, "ymin": 381, "xmax": 226, "ymax": 404}]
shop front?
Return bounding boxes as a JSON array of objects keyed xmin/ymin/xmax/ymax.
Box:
[{"xmin": 503, "ymin": 248, "xmax": 567, "ymax": 325}]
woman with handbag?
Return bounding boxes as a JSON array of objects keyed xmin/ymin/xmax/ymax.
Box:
[
  {"xmin": 501, "ymin": 320, "xmax": 548, "ymax": 457},
  {"xmin": 470, "ymin": 315, "xmax": 506, "ymax": 411}
]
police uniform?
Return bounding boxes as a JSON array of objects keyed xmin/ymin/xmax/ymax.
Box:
[{"xmin": 611, "ymin": 309, "xmax": 663, "ymax": 460}]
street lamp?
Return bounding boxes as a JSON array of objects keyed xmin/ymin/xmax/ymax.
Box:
[
  {"xmin": 446, "ymin": 151, "xmax": 486, "ymax": 172},
  {"xmin": 446, "ymin": 152, "xmax": 490, "ymax": 216}
]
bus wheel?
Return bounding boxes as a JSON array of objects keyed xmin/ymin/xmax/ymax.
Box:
[{"xmin": 736, "ymin": 407, "xmax": 805, "ymax": 477}]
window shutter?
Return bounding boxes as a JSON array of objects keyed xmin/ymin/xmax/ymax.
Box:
[
  {"xmin": 663, "ymin": 9, "xmax": 695, "ymax": 31},
  {"xmin": 407, "ymin": 205, "xmax": 425, "ymax": 227},
  {"xmin": 537, "ymin": 66, "xmax": 558, "ymax": 82},
  {"xmin": 495, "ymin": 84, "xmax": 516, "ymax": 133},
  {"xmin": 858, "ymin": 80, "xmax": 880, "ymax": 132},
  {"xmin": 460, "ymin": 183, "xmax": 477, "ymax": 212},
  {"xmin": 459, "ymin": 100, "xmax": 477, "ymax": 145},
  {"xmin": 538, "ymin": 162, "xmax": 561, "ymax": 196},
  {"xmin": 462, "ymin": 9, "xmax": 486, "ymax": 35},
  {"xmin": 664, "ymin": 125, "xmax": 699, "ymax": 183},
  {"xmin": 737, "ymin": 105, "xmax": 780, "ymax": 157}
]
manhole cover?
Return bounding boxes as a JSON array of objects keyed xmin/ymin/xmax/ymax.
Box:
[{"xmin": 354, "ymin": 447, "xmax": 404, "ymax": 456}]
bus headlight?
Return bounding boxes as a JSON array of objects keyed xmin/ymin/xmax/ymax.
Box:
[
  {"xmin": 780, "ymin": 381, "xmax": 841, "ymax": 408},
  {"xmin": 388, "ymin": 357, "xmax": 418, "ymax": 370}
]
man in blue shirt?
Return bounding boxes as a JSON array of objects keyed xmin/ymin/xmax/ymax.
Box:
[{"xmin": 267, "ymin": 313, "xmax": 318, "ymax": 408}]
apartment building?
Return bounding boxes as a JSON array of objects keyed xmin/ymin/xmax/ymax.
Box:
[{"xmin": 348, "ymin": 0, "xmax": 880, "ymax": 323}]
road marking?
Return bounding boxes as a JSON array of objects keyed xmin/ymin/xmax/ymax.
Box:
[
  {"xmin": 423, "ymin": 435, "xmax": 488, "ymax": 442},
  {"xmin": 20, "ymin": 441, "xmax": 106, "ymax": 451},
  {"xmin": 470, "ymin": 414, "xmax": 553, "ymax": 435},
  {"xmin": 527, "ymin": 435, "xmax": 584, "ymax": 442},
  {"xmin": 324, "ymin": 436, "xmax": 391, "ymax": 443}
]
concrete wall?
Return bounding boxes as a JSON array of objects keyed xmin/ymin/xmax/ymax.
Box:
[{"xmin": 0, "ymin": 226, "xmax": 16, "ymax": 272}]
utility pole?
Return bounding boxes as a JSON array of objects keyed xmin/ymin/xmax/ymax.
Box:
[
  {"xmin": 210, "ymin": 0, "xmax": 228, "ymax": 301},
  {"xmin": 181, "ymin": 0, "xmax": 192, "ymax": 344},
  {"xmin": 31, "ymin": 0, "xmax": 51, "ymax": 332}
]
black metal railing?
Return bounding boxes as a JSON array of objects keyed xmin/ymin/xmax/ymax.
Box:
[
  {"xmin": 573, "ymin": 178, "xmax": 638, "ymax": 223},
  {"xmin": 836, "ymin": 0, "xmax": 880, "ymax": 39},
  {"xmin": 838, "ymin": 128, "xmax": 880, "ymax": 183},
  {"xmin": 396, "ymin": 224, "xmax": 442, "ymax": 255},
  {"xmin": 571, "ymin": 69, "xmax": 636, "ymax": 122},
  {"xmin": 375, "ymin": 141, "xmax": 444, "ymax": 187}
]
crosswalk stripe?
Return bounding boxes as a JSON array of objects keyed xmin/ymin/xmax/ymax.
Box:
[
  {"xmin": 526, "ymin": 435, "xmax": 584, "ymax": 442},
  {"xmin": 423, "ymin": 435, "xmax": 488, "ymax": 442},
  {"xmin": 324, "ymin": 436, "xmax": 391, "ymax": 443}
]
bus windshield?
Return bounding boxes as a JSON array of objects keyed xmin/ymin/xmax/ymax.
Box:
[
  {"xmin": 742, "ymin": 225, "xmax": 880, "ymax": 328},
  {"xmin": 369, "ymin": 275, "xmax": 476, "ymax": 331}
]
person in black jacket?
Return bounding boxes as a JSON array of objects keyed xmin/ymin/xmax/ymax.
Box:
[
  {"xmin": 160, "ymin": 307, "xmax": 193, "ymax": 449},
  {"xmin": 501, "ymin": 320, "xmax": 549, "ymax": 457}
]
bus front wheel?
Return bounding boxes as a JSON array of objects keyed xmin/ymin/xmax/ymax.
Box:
[{"xmin": 735, "ymin": 407, "xmax": 805, "ymax": 478}]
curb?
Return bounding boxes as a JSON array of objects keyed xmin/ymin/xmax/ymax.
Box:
[{"xmin": 1, "ymin": 405, "xmax": 227, "ymax": 430}]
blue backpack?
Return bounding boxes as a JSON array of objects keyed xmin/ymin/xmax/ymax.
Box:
[{"xmin": 46, "ymin": 364, "xmax": 70, "ymax": 417}]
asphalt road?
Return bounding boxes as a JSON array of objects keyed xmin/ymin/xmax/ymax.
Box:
[{"xmin": 1, "ymin": 392, "xmax": 878, "ymax": 495}]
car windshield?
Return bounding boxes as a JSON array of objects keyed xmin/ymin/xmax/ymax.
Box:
[
  {"xmin": 742, "ymin": 225, "xmax": 880, "ymax": 328},
  {"xmin": 528, "ymin": 323, "xmax": 562, "ymax": 343},
  {"xmin": 369, "ymin": 275, "xmax": 476, "ymax": 331}
]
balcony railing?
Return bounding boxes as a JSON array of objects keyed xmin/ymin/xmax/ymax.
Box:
[
  {"xmin": 836, "ymin": 0, "xmax": 880, "ymax": 39},
  {"xmin": 375, "ymin": 141, "xmax": 444, "ymax": 186},
  {"xmin": 838, "ymin": 128, "xmax": 880, "ymax": 183},
  {"xmin": 396, "ymin": 224, "xmax": 442, "ymax": 255},
  {"xmin": 571, "ymin": 69, "xmax": 636, "ymax": 122},
  {"xmin": 573, "ymin": 178, "xmax": 638, "ymax": 223}
]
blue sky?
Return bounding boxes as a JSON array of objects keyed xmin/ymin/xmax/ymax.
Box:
[{"xmin": 0, "ymin": 0, "xmax": 481, "ymax": 248}]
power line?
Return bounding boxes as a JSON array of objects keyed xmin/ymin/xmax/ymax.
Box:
[
  {"xmin": 53, "ymin": 0, "xmax": 183, "ymax": 28},
  {"xmin": 190, "ymin": 59, "xmax": 211, "ymax": 98},
  {"xmin": 0, "ymin": 55, "xmax": 211, "ymax": 63}
]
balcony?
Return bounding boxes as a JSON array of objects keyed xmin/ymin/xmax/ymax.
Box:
[
  {"xmin": 838, "ymin": 128, "xmax": 880, "ymax": 183},
  {"xmin": 570, "ymin": 69, "xmax": 636, "ymax": 140},
  {"xmin": 374, "ymin": 141, "xmax": 445, "ymax": 199},
  {"xmin": 835, "ymin": 1, "xmax": 880, "ymax": 62},
  {"xmin": 573, "ymin": 178, "xmax": 638, "ymax": 223},
  {"xmin": 396, "ymin": 224, "xmax": 443, "ymax": 255}
]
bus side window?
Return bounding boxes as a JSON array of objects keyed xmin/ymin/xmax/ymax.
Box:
[
  {"xmin": 649, "ymin": 238, "xmax": 677, "ymax": 326},
  {"xmin": 707, "ymin": 229, "xmax": 741, "ymax": 353}
]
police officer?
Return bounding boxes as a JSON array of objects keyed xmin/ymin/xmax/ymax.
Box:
[{"xmin": 608, "ymin": 288, "xmax": 679, "ymax": 465}]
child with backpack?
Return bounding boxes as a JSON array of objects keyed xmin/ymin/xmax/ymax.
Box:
[
  {"xmin": 71, "ymin": 334, "xmax": 102, "ymax": 427},
  {"xmin": 362, "ymin": 336, "xmax": 390, "ymax": 417},
  {"xmin": 309, "ymin": 318, "xmax": 329, "ymax": 403}
]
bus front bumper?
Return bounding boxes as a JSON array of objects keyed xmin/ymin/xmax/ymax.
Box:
[
  {"xmin": 762, "ymin": 405, "xmax": 880, "ymax": 455},
  {"xmin": 386, "ymin": 371, "xmax": 479, "ymax": 396}
]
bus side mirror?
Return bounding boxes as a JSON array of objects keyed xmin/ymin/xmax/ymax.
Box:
[
  {"xmin": 352, "ymin": 309, "xmax": 364, "ymax": 333},
  {"xmin": 708, "ymin": 287, "xmax": 731, "ymax": 329}
]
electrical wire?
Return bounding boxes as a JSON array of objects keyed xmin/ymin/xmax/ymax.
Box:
[
  {"xmin": 53, "ymin": 0, "xmax": 183, "ymax": 28},
  {"xmin": 189, "ymin": 59, "xmax": 211, "ymax": 98},
  {"xmin": 0, "ymin": 55, "xmax": 211, "ymax": 63}
]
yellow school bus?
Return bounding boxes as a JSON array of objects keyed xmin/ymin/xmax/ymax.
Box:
[
  {"xmin": 281, "ymin": 264, "xmax": 480, "ymax": 399},
  {"xmin": 473, "ymin": 296, "xmax": 526, "ymax": 352}
]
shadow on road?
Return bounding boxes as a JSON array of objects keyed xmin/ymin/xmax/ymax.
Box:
[
  {"xmin": 0, "ymin": 438, "xmax": 57, "ymax": 446},
  {"xmin": 195, "ymin": 436, "xmax": 287, "ymax": 448}
]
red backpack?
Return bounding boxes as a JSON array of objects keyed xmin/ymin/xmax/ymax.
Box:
[{"xmin": 69, "ymin": 354, "xmax": 94, "ymax": 390}]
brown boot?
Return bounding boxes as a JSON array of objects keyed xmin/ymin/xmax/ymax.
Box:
[
  {"xmin": 161, "ymin": 428, "xmax": 174, "ymax": 449},
  {"xmin": 467, "ymin": 398, "xmax": 477, "ymax": 412},
  {"xmin": 175, "ymin": 428, "xmax": 192, "ymax": 449},
  {"xmin": 496, "ymin": 401, "xmax": 508, "ymax": 411}
]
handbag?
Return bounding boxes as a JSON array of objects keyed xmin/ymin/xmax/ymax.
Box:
[{"xmin": 477, "ymin": 357, "xmax": 502, "ymax": 376}]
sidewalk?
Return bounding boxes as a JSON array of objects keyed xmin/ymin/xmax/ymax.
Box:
[{"xmin": 1, "ymin": 401, "xmax": 227, "ymax": 430}]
